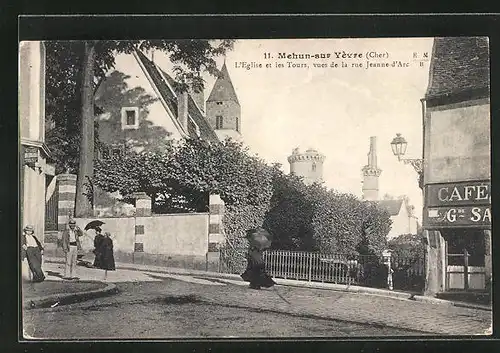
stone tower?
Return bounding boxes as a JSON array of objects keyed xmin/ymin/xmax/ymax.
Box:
[
  {"xmin": 361, "ymin": 136, "xmax": 382, "ymax": 201},
  {"xmin": 206, "ymin": 62, "xmax": 242, "ymax": 142},
  {"xmin": 287, "ymin": 147, "xmax": 325, "ymax": 185}
]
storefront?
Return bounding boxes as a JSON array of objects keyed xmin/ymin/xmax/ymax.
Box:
[
  {"xmin": 421, "ymin": 37, "xmax": 491, "ymax": 295},
  {"xmin": 423, "ymin": 181, "xmax": 491, "ymax": 291}
]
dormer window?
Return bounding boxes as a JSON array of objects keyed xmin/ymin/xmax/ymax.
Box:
[{"xmin": 121, "ymin": 107, "xmax": 139, "ymax": 130}]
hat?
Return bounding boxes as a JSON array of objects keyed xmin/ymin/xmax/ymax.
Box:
[
  {"xmin": 69, "ymin": 220, "xmax": 76, "ymax": 224},
  {"xmin": 24, "ymin": 225, "xmax": 34, "ymax": 233}
]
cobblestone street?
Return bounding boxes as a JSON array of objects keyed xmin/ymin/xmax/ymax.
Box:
[{"xmin": 22, "ymin": 263, "xmax": 492, "ymax": 339}]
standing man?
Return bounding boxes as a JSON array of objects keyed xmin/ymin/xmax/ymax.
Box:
[
  {"xmin": 62, "ymin": 220, "xmax": 83, "ymax": 280},
  {"xmin": 21, "ymin": 225, "xmax": 45, "ymax": 282}
]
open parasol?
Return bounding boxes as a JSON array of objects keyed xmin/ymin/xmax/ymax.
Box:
[
  {"xmin": 84, "ymin": 220, "xmax": 105, "ymax": 231},
  {"xmin": 246, "ymin": 227, "xmax": 273, "ymax": 250}
]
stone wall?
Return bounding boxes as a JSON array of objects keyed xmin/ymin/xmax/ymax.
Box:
[{"xmin": 45, "ymin": 173, "xmax": 227, "ymax": 271}]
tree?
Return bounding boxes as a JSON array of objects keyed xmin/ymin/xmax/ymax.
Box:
[
  {"xmin": 263, "ymin": 169, "xmax": 318, "ymax": 250},
  {"xmin": 388, "ymin": 231, "xmax": 425, "ymax": 261},
  {"xmin": 49, "ymin": 39, "xmax": 234, "ymax": 217}
]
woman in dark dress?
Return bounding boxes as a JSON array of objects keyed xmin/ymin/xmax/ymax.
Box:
[
  {"xmin": 241, "ymin": 229, "xmax": 276, "ymax": 290},
  {"xmin": 100, "ymin": 232, "xmax": 116, "ymax": 280},
  {"xmin": 93, "ymin": 227, "xmax": 105, "ymax": 269}
]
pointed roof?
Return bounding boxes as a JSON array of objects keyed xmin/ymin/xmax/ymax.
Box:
[
  {"xmin": 134, "ymin": 48, "xmax": 220, "ymax": 144},
  {"xmin": 377, "ymin": 200, "xmax": 404, "ymax": 216},
  {"xmin": 207, "ymin": 63, "xmax": 240, "ymax": 104}
]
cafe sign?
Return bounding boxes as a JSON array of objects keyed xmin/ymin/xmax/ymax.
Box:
[
  {"xmin": 424, "ymin": 206, "xmax": 491, "ymax": 227},
  {"xmin": 426, "ymin": 181, "xmax": 491, "ymax": 207},
  {"xmin": 424, "ymin": 181, "xmax": 491, "ymax": 228}
]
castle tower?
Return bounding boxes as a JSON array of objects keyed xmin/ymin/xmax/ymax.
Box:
[
  {"xmin": 206, "ymin": 62, "xmax": 242, "ymax": 142},
  {"xmin": 361, "ymin": 136, "xmax": 382, "ymax": 201},
  {"xmin": 287, "ymin": 147, "xmax": 325, "ymax": 185}
]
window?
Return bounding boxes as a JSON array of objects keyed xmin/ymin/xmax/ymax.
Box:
[
  {"xmin": 216, "ymin": 101, "xmax": 223, "ymax": 105},
  {"xmin": 236, "ymin": 117, "xmax": 240, "ymax": 132},
  {"xmin": 121, "ymin": 107, "xmax": 139, "ymax": 130},
  {"xmin": 312, "ymin": 162, "xmax": 317, "ymax": 172},
  {"xmin": 216, "ymin": 115, "xmax": 224, "ymax": 129},
  {"xmin": 126, "ymin": 110, "xmax": 135, "ymax": 125}
]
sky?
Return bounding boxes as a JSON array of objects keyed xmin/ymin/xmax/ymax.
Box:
[{"xmin": 114, "ymin": 38, "xmax": 434, "ymax": 221}]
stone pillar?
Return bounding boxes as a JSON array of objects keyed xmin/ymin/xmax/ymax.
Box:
[
  {"xmin": 57, "ymin": 174, "xmax": 77, "ymax": 231},
  {"xmin": 134, "ymin": 192, "xmax": 151, "ymax": 217},
  {"xmin": 133, "ymin": 192, "xmax": 151, "ymax": 260},
  {"xmin": 207, "ymin": 194, "xmax": 225, "ymax": 271},
  {"xmin": 424, "ymin": 229, "xmax": 446, "ymax": 296},
  {"xmin": 484, "ymin": 229, "xmax": 492, "ymax": 289}
]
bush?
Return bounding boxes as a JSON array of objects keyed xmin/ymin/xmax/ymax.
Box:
[
  {"xmin": 264, "ymin": 170, "xmax": 392, "ymax": 256},
  {"xmin": 388, "ymin": 233, "xmax": 425, "ymax": 262}
]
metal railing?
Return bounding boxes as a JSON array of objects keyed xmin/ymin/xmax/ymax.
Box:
[
  {"xmin": 220, "ymin": 248, "xmax": 382, "ymax": 286},
  {"xmin": 391, "ymin": 254, "xmax": 426, "ymax": 291}
]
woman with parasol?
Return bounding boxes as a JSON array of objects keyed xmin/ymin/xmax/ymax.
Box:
[
  {"xmin": 84, "ymin": 220, "xmax": 105, "ymax": 269},
  {"xmin": 241, "ymin": 227, "xmax": 276, "ymax": 290}
]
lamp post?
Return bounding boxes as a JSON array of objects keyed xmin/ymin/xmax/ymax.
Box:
[{"xmin": 390, "ymin": 133, "xmax": 423, "ymax": 189}]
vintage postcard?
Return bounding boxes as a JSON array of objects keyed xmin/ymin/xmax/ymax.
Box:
[{"xmin": 20, "ymin": 36, "xmax": 491, "ymax": 339}]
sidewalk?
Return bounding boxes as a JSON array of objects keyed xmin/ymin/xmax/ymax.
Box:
[{"xmin": 43, "ymin": 256, "xmax": 492, "ymax": 311}]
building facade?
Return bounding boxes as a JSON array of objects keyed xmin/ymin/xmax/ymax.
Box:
[
  {"xmin": 377, "ymin": 199, "xmax": 419, "ymax": 240},
  {"xmin": 421, "ymin": 37, "xmax": 491, "ymax": 295},
  {"xmin": 19, "ymin": 41, "xmax": 55, "ymax": 246},
  {"xmin": 287, "ymin": 147, "xmax": 325, "ymax": 185}
]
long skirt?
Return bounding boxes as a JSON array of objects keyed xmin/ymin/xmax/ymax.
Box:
[
  {"xmin": 241, "ymin": 263, "xmax": 275, "ymax": 288},
  {"xmin": 93, "ymin": 251, "xmax": 103, "ymax": 269},
  {"xmin": 26, "ymin": 247, "xmax": 45, "ymax": 282}
]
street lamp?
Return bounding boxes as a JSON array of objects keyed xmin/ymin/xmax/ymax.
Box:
[{"xmin": 390, "ymin": 133, "xmax": 423, "ymax": 189}]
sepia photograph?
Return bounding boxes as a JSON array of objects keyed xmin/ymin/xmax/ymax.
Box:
[{"xmin": 19, "ymin": 36, "xmax": 491, "ymax": 339}]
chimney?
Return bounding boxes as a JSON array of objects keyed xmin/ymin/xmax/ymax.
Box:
[
  {"xmin": 190, "ymin": 86, "xmax": 205, "ymax": 114},
  {"xmin": 177, "ymin": 90, "xmax": 189, "ymax": 132},
  {"xmin": 368, "ymin": 136, "xmax": 378, "ymax": 167}
]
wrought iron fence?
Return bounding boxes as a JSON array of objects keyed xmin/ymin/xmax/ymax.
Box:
[
  {"xmin": 220, "ymin": 248, "xmax": 389, "ymax": 287},
  {"xmin": 391, "ymin": 254, "xmax": 426, "ymax": 292}
]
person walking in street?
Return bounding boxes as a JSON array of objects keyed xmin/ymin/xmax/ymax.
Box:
[
  {"xmin": 61, "ymin": 220, "xmax": 83, "ymax": 280},
  {"xmin": 92, "ymin": 226, "xmax": 105, "ymax": 269},
  {"xmin": 21, "ymin": 225, "xmax": 45, "ymax": 282},
  {"xmin": 99, "ymin": 232, "xmax": 116, "ymax": 280},
  {"xmin": 241, "ymin": 228, "xmax": 276, "ymax": 290}
]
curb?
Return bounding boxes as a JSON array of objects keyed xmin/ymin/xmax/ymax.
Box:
[
  {"xmin": 44, "ymin": 257, "xmax": 491, "ymax": 311},
  {"xmin": 24, "ymin": 282, "xmax": 118, "ymax": 310}
]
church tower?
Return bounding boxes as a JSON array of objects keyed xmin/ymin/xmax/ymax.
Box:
[
  {"xmin": 206, "ymin": 62, "xmax": 242, "ymax": 142},
  {"xmin": 288, "ymin": 147, "xmax": 325, "ymax": 185},
  {"xmin": 361, "ymin": 136, "xmax": 382, "ymax": 201}
]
